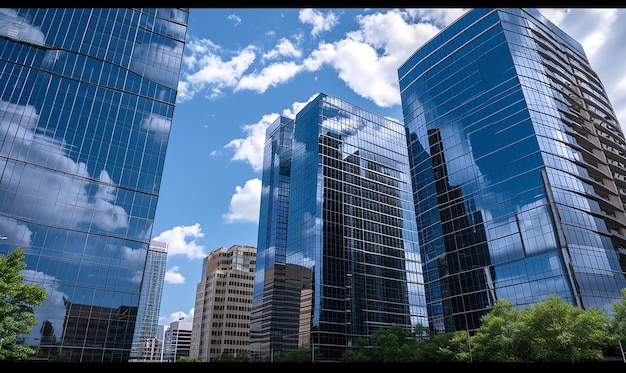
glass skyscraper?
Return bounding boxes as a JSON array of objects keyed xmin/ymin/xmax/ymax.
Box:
[
  {"xmin": 398, "ymin": 8, "xmax": 626, "ymax": 334},
  {"xmin": 130, "ymin": 240, "xmax": 168, "ymax": 361},
  {"xmin": 250, "ymin": 115, "xmax": 297, "ymax": 360},
  {"xmin": 0, "ymin": 8, "xmax": 187, "ymax": 361},
  {"xmin": 251, "ymin": 93, "xmax": 427, "ymax": 361}
]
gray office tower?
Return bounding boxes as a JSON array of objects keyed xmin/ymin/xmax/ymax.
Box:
[
  {"xmin": 251, "ymin": 93, "xmax": 427, "ymax": 361},
  {"xmin": 0, "ymin": 9, "xmax": 187, "ymax": 361},
  {"xmin": 398, "ymin": 8, "xmax": 626, "ymax": 334}
]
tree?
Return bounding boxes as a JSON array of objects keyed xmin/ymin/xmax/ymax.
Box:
[
  {"xmin": 611, "ymin": 289, "xmax": 626, "ymax": 340},
  {"xmin": 413, "ymin": 331, "xmax": 459, "ymax": 362},
  {"xmin": 369, "ymin": 325, "xmax": 417, "ymax": 362},
  {"xmin": 470, "ymin": 299, "xmax": 525, "ymax": 362},
  {"xmin": 176, "ymin": 356, "xmax": 201, "ymax": 362},
  {"xmin": 341, "ymin": 325, "xmax": 419, "ymax": 362},
  {"xmin": 213, "ymin": 351, "xmax": 250, "ymax": 362},
  {"xmin": 232, "ymin": 351, "xmax": 250, "ymax": 362},
  {"xmin": 0, "ymin": 247, "xmax": 48, "ymax": 360},
  {"xmin": 469, "ymin": 294, "xmax": 612, "ymax": 362},
  {"xmin": 341, "ymin": 335, "xmax": 374, "ymax": 362},
  {"xmin": 338, "ymin": 291, "xmax": 626, "ymax": 363},
  {"xmin": 523, "ymin": 294, "xmax": 611, "ymax": 362},
  {"xmin": 608, "ymin": 288, "xmax": 626, "ymax": 359}
]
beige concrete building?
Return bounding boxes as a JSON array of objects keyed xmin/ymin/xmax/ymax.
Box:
[
  {"xmin": 163, "ymin": 320, "xmax": 193, "ymax": 362},
  {"xmin": 189, "ymin": 245, "xmax": 256, "ymax": 362}
]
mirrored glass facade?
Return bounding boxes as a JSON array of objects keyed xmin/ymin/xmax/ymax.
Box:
[
  {"xmin": 0, "ymin": 8, "xmax": 187, "ymax": 361},
  {"xmin": 130, "ymin": 240, "xmax": 168, "ymax": 361},
  {"xmin": 250, "ymin": 115, "xmax": 296, "ymax": 360},
  {"xmin": 251, "ymin": 93, "xmax": 427, "ymax": 361},
  {"xmin": 399, "ymin": 8, "xmax": 626, "ymax": 334}
]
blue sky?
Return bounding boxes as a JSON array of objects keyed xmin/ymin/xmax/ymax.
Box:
[{"xmin": 153, "ymin": 8, "xmax": 626, "ymax": 326}]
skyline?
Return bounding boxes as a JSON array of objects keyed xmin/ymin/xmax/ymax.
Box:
[{"xmin": 153, "ymin": 8, "xmax": 626, "ymax": 326}]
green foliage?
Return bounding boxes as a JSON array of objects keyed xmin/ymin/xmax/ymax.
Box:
[
  {"xmin": 339, "ymin": 290, "xmax": 626, "ymax": 363},
  {"xmin": 445, "ymin": 331, "xmax": 473, "ymax": 362},
  {"xmin": 341, "ymin": 325, "xmax": 420, "ymax": 362},
  {"xmin": 371, "ymin": 325, "xmax": 413, "ymax": 362},
  {"xmin": 611, "ymin": 288, "xmax": 626, "ymax": 343},
  {"xmin": 233, "ymin": 351, "xmax": 250, "ymax": 362},
  {"xmin": 523, "ymin": 294, "xmax": 611, "ymax": 362},
  {"xmin": 413, "ymin": 331, "xmax": 458, "ymax": 362},
  {"xmin": 177, "ymin": 356, "xmax": 201, "ymax": 362},
  {"xmin": 470, "ymin": 294, "xmax": 613, "ymax": 362},
  {"xmin": 0, "ymin": 247, "xmax": 48, "ymax": 360},
  {"xmin": 470, "ymin": 299, "xmax": 525, "ymax": 362}
]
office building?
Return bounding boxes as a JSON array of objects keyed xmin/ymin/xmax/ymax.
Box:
[
  {"xmin": 162, "ymin": 320, "xmax": 192, "ymax": 362},
  {"xmin": 251, "ymin": 93, "xmax": 427, "ymax": 361},
  {"xmin": 130, "ymin": 240, "xmax": 168, "ymax": 361},
  {"xmin": 398, "ymin": 8, "xmax": 626, "ymax": 334},
  {"xmin": 190, "ymin": 245, "xmax": 256, "ymax": 362},
  {"xmin": 0, "ymin": 8, "xmax": 188, "ymax": 361},
  {"xmin": 250, "ymin": 115, "xmax": 304, "ymax": 360},
  {"xmin": 134, "ymin": 336, "xmax": 161, "ymax": 362}
]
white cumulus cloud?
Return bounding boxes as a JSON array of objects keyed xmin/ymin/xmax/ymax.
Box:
[
  {"xmin": 299, "ymin": 8, "xmax": 340, "ymax": 37},
  {"xmin": 224, "ymin": 113, "xmax": 279, "ymax": 172},
  {"xmin": 165, "ymin": 265, "xmax": 185, "ymax": 284},
  {"xmin": 222, "ymin": 178, "xmax": 262, "ymax": 224},
  {"xmin": 152, "ymin": 223, "xmax": 206, "ymax": 259}
]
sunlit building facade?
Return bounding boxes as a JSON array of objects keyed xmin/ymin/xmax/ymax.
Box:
[
  {"xmin": 398, "ymin": 8, "xmax": 626, "ymax": 334},
  {"xmin": 252, "ymin": 93, "xmax": 427, "ymax": 361},
  {"xmin": 0, "ymin": 8, "xmax": 188, "ymax": 361},
  {"xmin": 130, "ymin": 240, "xmax": 168, "ymax": 361},
  {"xmin": 190, "ymin": 245, "xmax": 256, "ymax": 362},
  {"xmin": 162, "ymin": 320, "xmax": 192, "ymax": 362}
]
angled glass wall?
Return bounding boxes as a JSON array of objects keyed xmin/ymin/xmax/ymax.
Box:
[
  {"xmin": 250, "ymin": 115, "xmax": 297, "ymax": 360},
  {"xmin": 0, "ymin": 8, "xmax": 187, "ymax": 361},
  {"xmin": 399, "ymin": 7, "xmax": 626, "ymax": 334}
]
